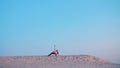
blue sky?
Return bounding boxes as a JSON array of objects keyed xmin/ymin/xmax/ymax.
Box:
[{"xmin": 0, "ymin": 0, "xmax": 120, "ymax": 63}]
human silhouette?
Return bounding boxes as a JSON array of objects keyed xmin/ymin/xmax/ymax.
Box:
[{"xmin": 48, "ymin": 45, "xmax": 59, "ymax": 56}]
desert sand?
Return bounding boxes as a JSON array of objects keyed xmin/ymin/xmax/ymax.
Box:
[{"xmin": 0, "ymin": 55, "xmax": 120, "ymax": 68}]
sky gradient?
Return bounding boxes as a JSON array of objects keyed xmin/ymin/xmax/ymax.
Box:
[{"xmin": 0, "ymin": 0, "xmax": 120, "ymax": 63}]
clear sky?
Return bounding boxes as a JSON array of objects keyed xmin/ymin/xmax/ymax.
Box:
[{"xmin": 0, "ymin": 0, "xmax": 120, "ymax": 63}]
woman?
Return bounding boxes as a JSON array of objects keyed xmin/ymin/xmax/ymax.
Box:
[{"xmin": 48, "ymin": 45, "xmax": 59, "ymax": 56}]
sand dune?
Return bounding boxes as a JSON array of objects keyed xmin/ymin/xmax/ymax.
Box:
[{"xmin": 0, "ymin": 55, "xmax": 120, "ymax": 68}]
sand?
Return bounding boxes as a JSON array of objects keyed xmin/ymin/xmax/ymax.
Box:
[{"xmin": 0, "ymin": 55, "xmax": 120, "ymax": 68}]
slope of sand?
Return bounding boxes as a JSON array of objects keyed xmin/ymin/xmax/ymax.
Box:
[{"xmin": 0, "ymin": 55, "xmax": 120, "ymax": 68}]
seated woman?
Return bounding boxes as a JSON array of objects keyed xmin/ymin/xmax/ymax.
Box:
[{"xmin": 48, "ymin": 48, "xmax": 59, "ymax": 56}]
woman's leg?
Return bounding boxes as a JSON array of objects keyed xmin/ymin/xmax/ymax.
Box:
[{"xmin": 48, "ymin": 52, "xmax": 54, "ymax": 56}]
